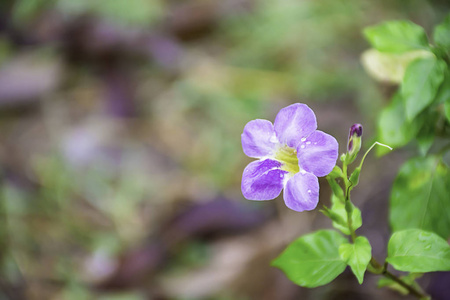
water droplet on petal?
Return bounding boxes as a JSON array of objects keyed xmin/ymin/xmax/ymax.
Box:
[
  {"xmin": 307, "ymin": 189, "xmax": 312, "ymax": 194},
  {"xmin": 301, "ymin": 137, "xmax": 306, "ymax": 142},
  {"xmin": 300, "ymin": 145, "xmax": 305, "ymax": 149},
  {"xmin": 314, "ymin": 142, "xmax": 317, "ymax": 145},
  {"xmin": 306, "ymin": 141, "xmax": 311, "ymax": 145}
]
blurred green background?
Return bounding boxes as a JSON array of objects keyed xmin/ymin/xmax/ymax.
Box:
[{"xmin": 0, "ymin": 0, "xmax": 448, "ymax": 299}]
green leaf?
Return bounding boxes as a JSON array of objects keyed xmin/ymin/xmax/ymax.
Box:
[
  {"xmin": 387, "ymin": 229, "xmax": 450, "ymax": 272},
  {"xmin": 446, "ymin": 97, "xmax": 450, "ymax": 123},
  {"xmin": 329, "ymin": 195, "xmax": 362, "ymax": 235},
  {"xmin": 272, "ymin": 230, "xmax": 347, "ymax": 288},
  {"xmin": 326, "ymin": 176, "xmax": 345, "ymax": 202},
  {"xmin": 435, "ymin": 68, "xmax": 450, "ymax": 104},
  {"xmin": 416, "ymin": 111, "xmax": 437, "ymax": 156},
  {"xmin": 433, "ymin": 14, "xmax": 450, "ymax": 50},
  {"xmin": 364, "ymin": 21, "xmax": 429, "ymax": 53},
  {"xmin": 390, "ymin": 156, "xmax": 450, "ymax": 238},
  {"xmin": 401, "ymin": 57, "xmax": 446, "ymax": 121},
  {"xmin": 416, "ymin": 131, "xmax": 434, "ymax": 156},
  {"xmin": 377, "ymin": 91, "xmax": 439, "ymax": 156},
  {"xmin": 436, "ymin": 68, "xmax": 450, "ymax": 122},
  {"xmin": 320, "ymin": 206, "xmax": 346, "ymax": 228},
  {"xmin": 378, "ymin": 273, "xmax": 423, "ymax": 295},
  {"xmin": 339, "ymin": 236, "xmax": 372, "ymax": 284},
  {"xmin": 328, "ymin": 165, "xmax": 344, "ymax": 179},
  {"xmin": 349, "ymin": 167, "xmax": 361, "ymax": 188},
  {"xmin": 377, "ymin": 92, "xmax": 420, "ymax": 155}
]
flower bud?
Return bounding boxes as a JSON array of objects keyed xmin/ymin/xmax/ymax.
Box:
[{"xmin": 346, "ymin": 124, "xmax": 363, "ymax": 164}]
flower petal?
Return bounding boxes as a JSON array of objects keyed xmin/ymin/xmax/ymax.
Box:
[
  {"xmin": 283, "ymin": 172, "xmax": 319, "ymax": 212},
  {"xmin": 297, "ymin": 130, "xmax": 339, "ymax": 177},
  {"xmin": 241, "ymin": 119, "xmax": 278, "ymax": 158},
  {"xmin": 274, "ymin": 103, "xmax": 317, "ymax": 148},
  {"xmin": 241, "ymin": 159, "xmax": 288, "ymax": 200}
]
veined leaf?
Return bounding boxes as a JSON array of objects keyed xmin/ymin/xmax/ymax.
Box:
[
  {"xmin": 272, "ymin": 230, "xmax": 347, "ymax": 287},
  {"xmin": 364, "ymin": 21, "xmax": 429, "ymax": 53},
  {"xmin": 377, "ymin": 92, "xmax": 419, "ymax": 155},
  {"xmin": 329, "ymin": 194, "xmax": 362, "ymax": 236},
  {"xmin": 436, "ymin": 69, "xmax": 450, "ymax": 122},
  {"xmin": 339, "ymin": 236, "xmax": 372, "ymax": 284},
  {"xmin": 401, "ymin": 57, "xmax": 445, "ymax": 121},
  {"xmin": 387, "ymin": 229, "xmax": 450, "ymax": 272},
  {"xmin": 390, "ymin": 157, "xmax": 450, "ymax": 239},
  {"xmin": 433, "ymin": 14, "xmax": 450, "ymax": 50}
]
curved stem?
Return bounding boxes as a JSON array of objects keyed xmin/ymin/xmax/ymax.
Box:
[
  {"xmin": 342, "ymin": 161, "xmax": 356, "ymax": 242},
  {"xmin": 342, "ymin": 163, "xmax": 348, "ymax": 194},
  {"xmin": 358, "ymin": 142, "xmax": 392, "ymax": 170},
  {"xmin": 345, "ymin": 203, "xmax": 356, "ymax": 243},
  {"xmin": 384, "ymin": 270, "xmax": 428, "ymax": 299},
  {"xmin": 344, "ymin": 208, "xmax": 430, "ymax": 299},
  {"xmin": 341, "ymin": 161, "xmax": 429, "ymax": 299},
  {"xmin": 336, "ymin": 141, "xmax": 429, "ymax": 298},
  {"xmin": 369, "ymin": 257, "xmax": 429, "ymax": 299}
]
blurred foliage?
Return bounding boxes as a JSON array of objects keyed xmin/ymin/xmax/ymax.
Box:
[
  {"xmin": 0, "ymin": 0, "xmax": 449, "ymax": 299},
  {"xmin": 12, "ymin": 0, "xmax": 164, "ymax": 27},
  {"xmin": 362, "ymin": 16, "xmax": 450, "ymax": 241},
  {"xmin": 361, "ymin": 15, "xmax": 450, "ymax": 296}
]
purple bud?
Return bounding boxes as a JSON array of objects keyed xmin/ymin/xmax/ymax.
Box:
[
  {"xmin": 348, "ymin": 123, "xmax": 363, "ymax": 152},
  {"xmin": 349, "ymin": 123, "xmax": 363, "ymax": 139},
  {"xmin": 346, "ymin": 123, "xmax": 363, "ymax": 164}
]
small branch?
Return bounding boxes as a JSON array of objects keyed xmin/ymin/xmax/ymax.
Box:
[
  {"xmin": 384, "ymin": 269, "xmax": 429, "ymax": 299},
  {"xmin": 368, "ymin": 254, "xmax": 430, "ymax": 299},
  {"xmin": 358, "ymin": 141, "xmax": 392, "ymax": 170},
  {"xmin": 339, "ymin": 141, "xmax": 428, "ymax": 299},
  {"xmin": 342, "ymin": 161, "xmax": 356, "ymax": 243},
  {"xmin": 345, "ymin": 195, "xmax": 356, "ymax": 243},
  {"xmin": 342, "ymin": 178, "xmax": 429, "ymax": 299}
]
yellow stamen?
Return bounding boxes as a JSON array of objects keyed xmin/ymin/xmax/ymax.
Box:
[{"xmin": 275, "ymin": 146, "xmax": 300, "ymax": 174}]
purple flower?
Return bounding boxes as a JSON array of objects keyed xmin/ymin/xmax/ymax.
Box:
[{"xmin": 241, "ymin": 103, "xmax": 339, "ymax": 212}]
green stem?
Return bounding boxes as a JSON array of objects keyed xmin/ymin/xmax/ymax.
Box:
[
  {"xmin": 345, "ymin": 200, "xmax": 356, "ymax": 243},
  {"xmin": 344, "ymin": 197, "xmax": 429, "ymax": 299},
  {"xmin": 369, "ymin": 257, "xmax": 429, "ymax": 299},
  {"xmin": 358, "ymin": 142, "xmax": 392, "ymax": 171},
  {"xmin": 341, "ymin": 157, "xmax": 429, "ymax": 299},
  {"xmin": 342, "ymin": 161, "xmax": 356, "ymax": 242},
  {"xmin": 384, "ymin": 270, "xmax": 428, "ymax": 299},
  {"xmin": 342, "ymin": 162, "xmax": 348, "ymax": 192}
]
